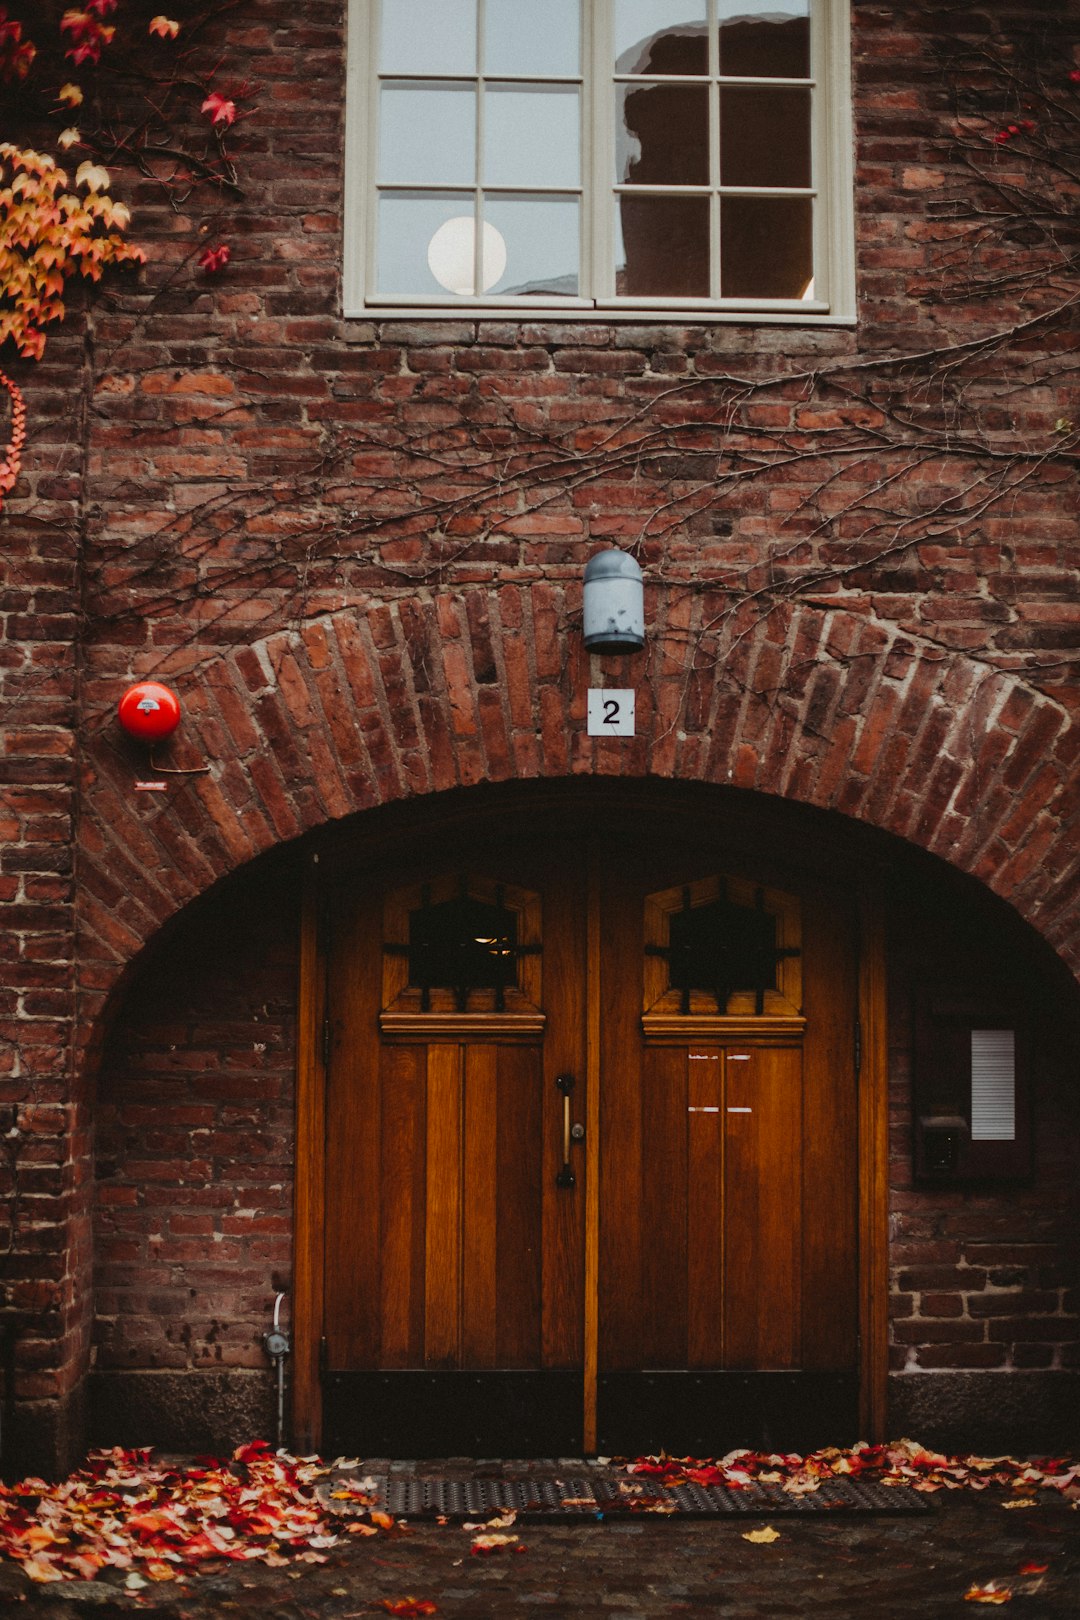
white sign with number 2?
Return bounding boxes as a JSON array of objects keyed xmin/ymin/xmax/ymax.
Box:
[{"xmin": 587, "ymin": 689, "xmax": 635, "ymax": 736}]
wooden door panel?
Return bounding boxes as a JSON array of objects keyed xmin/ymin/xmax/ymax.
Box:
[
  {"xmin": 324, "ymin": 887, "xmax": 383, "ymax": 1369},
  {"xmin": 723, "ymin": 1045, "xmax": 803, "ymax": 1368},
  {"xmin": 640, "ymin": 1045, "xmax": 689, "ymax": 1367},
  {"xmin": 799, "ymin": 888, "xmax": 859, "ymax": 1369},
  {"xmin": 379, "ymin": 1044, "xmax": 426, "ymax": 1367},
  {"xmin": 467, "ymin": 1042, "xmax": 544, "ymax": 1367},
  {"xmin": 686, "ymin": 1048, "xmax": 725, "ymax": 1367},
  {"xmin": 325, "ymin": 844, "xmax": 585, "ymax": 1390},
  {"xmin": 424, "ymin": 1042, "xmax": 463, "ymax": 1366}
]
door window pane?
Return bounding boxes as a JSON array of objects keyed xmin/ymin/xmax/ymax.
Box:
[
  {"xmin": 615, "ymin": 0, "xmax": 708, "ymax": 75},
  {"xmin": 617, "ymin": 82, "xmax": 709, "ymax": 184},
  {"xmin": 720, "ymin": 196, "xmax": 813, "ymax": 297},
  {"xmin": 379, "ymin": 0, "xmax": 476, "ymax": 75},
  {"xmin": 720, "ymin": 87, "xmax": 811, "ymax": 187},
  {"xmin": 484, "ymin": 86, "xmax": 581, "ymax": 188},
  {"xmin": 379, "ymin": 83, "xmax": 476, "ymax": 185},
  {"xmin": 485, "ymin": 0, "xmax": 580, "ymax": 77},
  {"xmin": 377, "ymin": 192, "xmax": 484, "ymax": 295},
  {"xmin": 485, "ymin": 195, "xmax": 580, "ymax": 296},
  {"xmin": 617, "ymin": 194, "xmax": 710, "ymax": 296},
  {"xmin": 718, "ymin": 2, "xmax": 810, "ymax": 78}
]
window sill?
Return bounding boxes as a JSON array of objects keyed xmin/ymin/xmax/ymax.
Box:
[{"xmin": 346, "ymin": 301, "xmax": 855, "ymax": 327}]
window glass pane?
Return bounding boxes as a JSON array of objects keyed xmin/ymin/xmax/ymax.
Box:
[
  {"xmin": 485, "ymin": 194, "xmax": 580, "ymax": 296},
  {"xmin": 379, "ymin": 83, "xmax": 476, "ymax": 185},
  {"xmin": 617, "ymin": 82, "xmax": 709, "ymax": 184},
  {"xmin": 614, "ymin": 0, "xmax": 707, "ymax": 75},
  {"xmin": 668, "ymin": 897, "xmax": 779, "ymax": 1005},
  {"xmin": 484, "ymin": 86, "xmax": 580, "ymax": 188},
  {"xmin": 408, "ymin": 893, "xmax": 518, "ymax": 996},
  {"xmin": 379, "ymin": 0, "xmax": 477, "ymax": 75},
  {"xmin": 720, "ymin": 196, "xmax": 813, "ymax": 297},
  {"xmin": 377, "ymin": 192, "xmax": 483, "ymax": 295},
  {"xmin": 485, "ymin": 0, "xmax": 580, "ymax": 76},
  {"xmin": 720, "ymin": 87, "xmax": 811, "ymax": 187},
  {"xmin": 616, "ymin": 194, "xmax": 710, "ymax": 296},
  {"xmin": 718, "ymin": 2, "xmax": 810, "ymax": 78}
]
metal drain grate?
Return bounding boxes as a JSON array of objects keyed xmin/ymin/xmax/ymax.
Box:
[{"xmin": 342, "ymin": 1474, "xmax": 930, "ymax": 1520}]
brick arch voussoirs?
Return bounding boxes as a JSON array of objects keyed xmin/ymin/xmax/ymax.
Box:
[{"xmin": 77, "ymin": 588, "xmax": 1080, "ymax": 1055}]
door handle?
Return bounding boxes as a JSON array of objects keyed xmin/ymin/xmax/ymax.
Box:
[{"xmin": 556, "ymin": 1073, "xmax": 577, "ymax": 1188}]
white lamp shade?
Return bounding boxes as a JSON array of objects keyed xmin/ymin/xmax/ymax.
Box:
[{"xmin": 427, "ymin": 216, "xmax": 508, "ymax": 296}]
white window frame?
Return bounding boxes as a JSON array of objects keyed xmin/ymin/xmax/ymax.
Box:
[{"xmin": 344, "ymin": 0, "xmax": 855, "ymax": 324}]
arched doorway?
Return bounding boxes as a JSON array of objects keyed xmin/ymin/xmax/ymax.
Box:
[{"xmin": 293, "ymin": 783, "xmax": 888, "ymax": 1457}]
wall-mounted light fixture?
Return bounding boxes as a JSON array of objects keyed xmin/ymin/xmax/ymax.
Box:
[{"xmin": 583, "ymin": 549, "xmax": 645, "ymax": 655}]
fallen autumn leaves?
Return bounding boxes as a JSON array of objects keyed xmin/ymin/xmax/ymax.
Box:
[{"xmin": 0, "ymin": 1437, "xmax": 1076, "ymax": 1589}]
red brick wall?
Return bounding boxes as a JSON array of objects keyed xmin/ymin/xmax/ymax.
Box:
[
  {"xmin": 885, "ymin": 870, "xmax": 1080, "ymax": 1386},
  {"xmin": 1, "ymin": 0, "xmax": 1079, "ymax": 1464},
  {"xmin": 92, "ymin": 873, "xmax": 298, "ymax": 1381}
]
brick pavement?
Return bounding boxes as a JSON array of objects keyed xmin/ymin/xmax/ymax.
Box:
[{"xmin": 5, "ymin": 1487, "xmax": 1077, "ymax": 1618}]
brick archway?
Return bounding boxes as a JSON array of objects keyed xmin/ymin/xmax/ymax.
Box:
[{"xmin": 80, "ymin": 591, "xmax": 1080, "ymax": 1052}]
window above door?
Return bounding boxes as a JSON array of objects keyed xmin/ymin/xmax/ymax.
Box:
[{"xmin": 344, "ymin": 0, "xmax": 855, "ymax": 323}]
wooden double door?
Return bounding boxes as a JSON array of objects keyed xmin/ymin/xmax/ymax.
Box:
[{"xmin": 317, "ymin": 811, "xmax": 864, "ymax": 1458}]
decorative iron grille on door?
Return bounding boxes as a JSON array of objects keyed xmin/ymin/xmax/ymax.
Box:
[
  {"xmin": 642, "ymin": 875, "xmax": 803, "ymax": 1039},
  {"xmin": 380, "ymin": 873, "xmax": 545, "ymax": 1038}
]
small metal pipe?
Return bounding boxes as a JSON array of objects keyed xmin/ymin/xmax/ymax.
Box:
[{"xmin": 263, "ymin": 1291, "xmax": 290, "ymax": 1451}]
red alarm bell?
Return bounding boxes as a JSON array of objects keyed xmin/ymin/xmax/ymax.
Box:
[{"xmin": 117, "ymin": 681, "xmax": 182, "ymax": 743}]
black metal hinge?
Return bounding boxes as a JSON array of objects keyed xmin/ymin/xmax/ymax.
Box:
[
  {"xmin": 854, "ymin": 1014, "xmax": 862, "ymax": 1079},
  {"xmin": 319, "ymin": 1335, "xmax": 329, "ymax": 1384},
  {"xmin": 322, "ymin": 1016, "xmax": 332, "ymax": 1070}
]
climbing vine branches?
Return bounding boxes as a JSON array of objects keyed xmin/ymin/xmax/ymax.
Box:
[{"xmin": 0, "ymin": 1, "xmax": 250, "ymax": 508}]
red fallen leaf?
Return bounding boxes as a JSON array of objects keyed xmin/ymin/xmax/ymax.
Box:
[
  {"xmin": 964, "ymin": 1584, "xmax": 1012, "ymax": 1604},
  {"xmin": 233, "ymin": 1439, "xmax": 272, "ymax": 1463},
  {"xmin": 1018, "ymin": 1563, "xmax": 1047, "ymax": 1575},
  {"xmin": 379, "ymin": 1602, "xmax": 437, "ymax": 1617},
  {"xmin": 198, "ymin": 242, "xmax": 231, "ymax": 274}
]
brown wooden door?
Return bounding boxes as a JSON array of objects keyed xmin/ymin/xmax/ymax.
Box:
[
  {"xmin": 593, "ymin": 843, "xmax": 859, "ymax": 1454},
  {"xmin": 319, "ymin": 824, "xmax": 859, "ymax": 1457},
  {"xmin": 321, "ymin": 836, "xmax": 588, "ymax": 1456}
]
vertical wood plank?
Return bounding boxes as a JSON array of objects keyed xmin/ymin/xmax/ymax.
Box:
[
  {"xmin": 583, "ymin": 850, "xmax": 601, "ymax": 1451},
  {"xmin": 640, "ymin": 1045, "xmax": 689, "ymax": 1365},
  {"xmin": 723, "ymin": 1046, "xmax": 802, "ymax": 1368},
  {"xmin": 379, "ymin": 1044, "xmax": 426, "ymax": 1367},
  {"xmin": 462, "ymin": 1044, "xmax": 498, "ymax": 1366},
  {"xmin": 292, "ymin": 860, "xmax": 325, "ymax": 1453},
  {"xmin": 324, "ymin": 884, "xmax": 384, "ymax": 1367},
  {"xmin": 686, "ymin": 1047, "xmax": 724, "ymax": 1367},
  {"xmin": 858, "ymin": 882, "xmax": 890, "ymax": 1441},
  {"xmin": 596, "ymin": 863, "xmax": 644, "ymax": 1374},
  {"xmin": 425, "ymin": 1043, "xmax": 463, "ymax": 1367},
  {"xmin": 800, "ymin": 886, "xmax": 859, "ymax": 1369},
  {"xmin": 542, "ymin": 856, "xmax": 586, "ymax": 1370},
  {"xmin": 495, "ymin": 1043, "xmax": 543, "ymax": 1366}
]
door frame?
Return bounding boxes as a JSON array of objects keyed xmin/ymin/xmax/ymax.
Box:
[{"xmin": 290, "ymin": 798, "xmax": 889, "ymax": 1455}]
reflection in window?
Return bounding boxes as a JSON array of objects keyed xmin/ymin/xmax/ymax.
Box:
[
  {"xmin": 616, "ymin": 4, "xmax": 814, "ymax": 299},
  {"xmin": 720, "ymin": 197, "xmax": 813, "ymax": 298},
  {"xmin": 361, "ymin": 0, "xmax": 831, "ymax": 308},
  {"xmin": 615, "ymin": 1, "xmax": 708, "ymax": 74},
  {"xmin": 616, "ymin": 196, "xmax": 709, "ymax": 297},
  {"xmin": 718, "ymin": 1, "xmax": 810, "ymax": 77}
]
